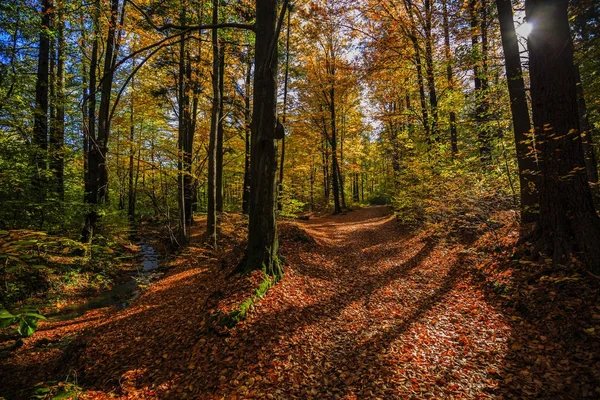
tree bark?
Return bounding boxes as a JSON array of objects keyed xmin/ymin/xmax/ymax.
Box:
[
  {"xmin": 242, "ymin": 53, "xmax": 252, "ymax": 215},
  {"xmin": 442, "ymin": 0, "xmax": 458, "ymax": 154},
  {"xmin": 527, "ymin": 0, "xmax": 600, "ymax": 272},
  {"xmin": 471, "ymin": 0, "xmax": 491, "ymax": 163},
  {"xmin": 278, "ymin": 6, "xmax": 291, "ymax": 212},
  {"xmin": 34, "ymin": 0, "xmax": 51, "ymax": 193},
  {"xmin": 574, "ymin": 65, "xmax": 599, "ymax": 185},
  {"xmin": 424, "ymin": 0, "xmax": 439, "ymax": 142},
  {"xmin": 244, "ymin": 0, "xmax": 286, "ymax": 279},
  {"xmin": 216, "ymin": 40, "xmax": 226, "ymax": 214},
  {"xmin": 496, "ymin": 0, "xmax": 538, "ymax": 223},
  {"xmin": 207, "ymin": 0, "xmax": 220, "ymax": 247}
]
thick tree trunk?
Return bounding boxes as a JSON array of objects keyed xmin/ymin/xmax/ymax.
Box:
[
  {"xmin": 207, "ymin": 0, "xmax": 220, "ymax": 247},
  {"xmin": 527, "ymin": 0, "xmax": 600, "ymax": 272},
  {"xmin": 82, "ymin": 0, "xmax": 100, "ymax": 242},
  {"xmin": 245, "ymin": 0, "xmax": 284, "ymax": 278},
  {"xmin": 442, "ymin": 0, "xmax": 458, "ymax": 154},
  {"xmin": 496, "ymin": 0, "xmax": 538, "ymax": 223}
]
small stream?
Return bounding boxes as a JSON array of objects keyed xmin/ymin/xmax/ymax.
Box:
[{"xmin": 47, "ymin": 240, "xmax": 162, "ymax": 321}]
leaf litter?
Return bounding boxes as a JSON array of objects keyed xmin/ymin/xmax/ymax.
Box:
[{"xmin": 1, "ymin": 207, "xmax": 598, "ymax": 399}]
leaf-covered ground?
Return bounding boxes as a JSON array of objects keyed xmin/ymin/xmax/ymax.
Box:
[{"xmin": 1, "ymin": 206, "xmax": 599, "ymax": 399}]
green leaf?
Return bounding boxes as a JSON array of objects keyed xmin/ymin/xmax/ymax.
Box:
[
  {"xmin": 0, "ymin": 308, "xmax": 15, "ymax": 319},
  {"xmin": 23, "ymin": 312, "xmax": 46, "ymax": 320},
  {"xmin": 0, "ymin": 317, "xmax": 16, "ymax": 329},
  {"xmin": 17, "ymin": 317, "xmax": 38, "ymax": 337}
]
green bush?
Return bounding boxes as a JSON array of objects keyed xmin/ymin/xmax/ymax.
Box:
[{"xmin": 368, "ymin": 192, "xmax": 390, "ymax": 205}]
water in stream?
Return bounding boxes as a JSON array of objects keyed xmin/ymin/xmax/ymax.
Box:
[{"xmin": 47, "ymin": 240, "xmax": 162, "ymax": 321}]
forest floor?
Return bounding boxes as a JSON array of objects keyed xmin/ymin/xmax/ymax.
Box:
[{"xmin": 1, "ymin": 206, "xmax": 599, "ymax": 399}]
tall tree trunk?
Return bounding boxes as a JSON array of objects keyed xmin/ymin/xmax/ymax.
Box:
[
  {"xmin": 496, "ymin": 0, "xmax": 538, "ymax": 223},
  {"xmin": 244, "ymin": 0, "xmax": 286, "ymax": 278},
  {"xmin": 184, "ymin": 41, "xmax": 194, "ymax": 227},
  {"xmin": 471, "ymin": 0, "xmax": 491, "ymax": 162},
  {"xmin": 207, "ymin": 0, "xmax": 220, "ymax": 248},
  {"xmin": 574, "ymin": 65, "xmax": 599, "ymax": 185},
  {"xmin": 53, "ymin": 6, "xmax": 65, "ymax": 200},
  {"xmin": 34, "ymin": 0, "xmax": 51, "ymax": 196},
  {"xmin": 94, "ymin": 0, "xmax": 120, "ymax": 204},
  {"xmin": 330, "ymin": 84, "xmax": 342, "ymax": 214},
  {"xmin": 424, "ymin": 0, "xmax": 439, "ymax": 142},
  {"xmin": 216, "ymin": 40, "xmax": 225, "ymax": 213},
  {"xmin": 177, "ymin": 12, "xmax": 188, "ymax": 243},
  {"xmin": 82, "ymin": 0, "xmax": 100, "ymax": 242},
  {"xmin": 128, "ymin": 62, "xmax": 136, "ymax": 221},
  {"xmin": 404, "ymin": 0, "xmax": 430, "ymax": 143},
  {"xmin": 442, "ymin": 0, "xmax": 458, "ymax": 154},
  {"xmin": 242, "ymin": 54, "xmax": 252, "ymax": 214},
  {"xmin": 322, "ymin": 137, "xmax": 330, "ymax": 202},
  {"xmin": 527, "ymin": 0, "xmax": 600, "ymax": 272},
  {"xmin": 85, "ymin": 1, "xmax": 99, "ymax": 206},
  {"xmin": 278, "ymin": 4, "xmax": 291, "ymax": 211}
]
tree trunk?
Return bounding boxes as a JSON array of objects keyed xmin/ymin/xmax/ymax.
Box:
[
  {"xmin": 244, "ymin": 0, "xmax": 285, "ymax": 279},
  {"xmin": 404, "ymin": 0, "xmax": 430, "ymax": 143},
  {"xmin": 128, "ymin": 62, "xmax": 136, "ymax": 221},
  {"xmin": 216, "ymin": 40, "xmax": 225, "ymax": 214},
  {"xmin": 527, "ymin": 0, "xmax": 600, "ymax": 272},
  {"xmin": 424, "ymin": 0, "xmax": 439, "ymax": 142},
  {"xmin": 442, "ymin": 0, "xmax": 458, "ymax": 154},
  {"xmin": 53, "ymin": 7, "xmax": 65, "ymax": 200},
  {"xmin": 94, "ymin": 0, "xmax": 120, "ymax": 204},
  {"xmin": 183, "ymin": 46, "xmax": 195, "ymax": 228},
  {"xmin": 82, "ymin": 0, "xmax": 100, "ymax": 243},
  {"xmin": 207, "ymin": 0, "xmax": 220, "ymax": 248},
  {"xmin": 278, "ymin": 4, "xmax": 291, "ymax": 211},
  {"xmin": 242, "ymin": 54, "xmax": 252, "ymax": 214},
  {"xmin": 574, "ymin": 65, "xmax": 599, "ymax": 185},
  {"xmin": 330, "ymin": 84, "xmax": 342, "ymax": 214},
  {"xmin": 471, "ymin": 0, "xmax": 491, "ymax": 163},
  {"xmin": 34, "ymin": 0, "xmax": 51, "ymax": 195},
  {"xmin": 496, "ymin": 0, "xmax": 538, "ymax": 223}
]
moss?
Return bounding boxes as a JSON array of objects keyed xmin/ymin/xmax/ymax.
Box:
[{"xmin": 219, "ymin": 272, "xmax": 276, "ymax": 329}]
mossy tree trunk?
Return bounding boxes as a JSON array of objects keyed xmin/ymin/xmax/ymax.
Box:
[{"xmin": 245, "ymin": 0, "xmax": 286, "ymax": 279}]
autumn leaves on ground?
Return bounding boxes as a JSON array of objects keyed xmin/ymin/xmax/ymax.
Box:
[{"xmin": 1, "ymin": 206, "xmax": 599, "ymax": 399}]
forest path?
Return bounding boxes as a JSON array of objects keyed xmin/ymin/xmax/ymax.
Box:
[
  {"xmin": 230, "ymin": 205, "xmax": 512, "ymax": 399},
  {"xmin": 0, "ymin": 206, "xmax": 515, "ymax": 399}
]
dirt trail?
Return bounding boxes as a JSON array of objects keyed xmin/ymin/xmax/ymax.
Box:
[{"xmin": 0, "ymin": 207, "xmax": 512, "ymax": 399}]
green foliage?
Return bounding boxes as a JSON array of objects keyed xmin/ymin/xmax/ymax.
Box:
[
  {"xmin": 280, "ymin": 198, "xmax": 308, "ymax": 218},
  {"xmin": 32, "ymin": 378, "xmax": 82, "ymax": 399},
  {"xmin": 0, "ymin": 307, "xmax": 46, "ymax": 337},
  {"xmin": 391, "ymin": 155, "xmax": 515, "ymax": 230},
  {"xmin": 220, "ymin": 273, "xmax": 275, "ymax": 328},
  {"xmin": 368, "ymin": 191, "xmax": 389, "ymax": 206}
]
